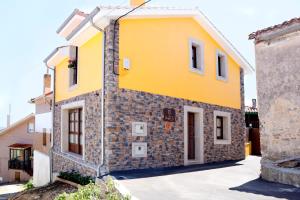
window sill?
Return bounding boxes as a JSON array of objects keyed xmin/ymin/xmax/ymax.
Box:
[
  {"xmin": 189, "ymin": 68, "xmax": 205, "ymax": 75},
  {"xmin": 216, "ymin": 76, "xmax": 228, "ymax": 82},
  {"xmin": 61, "ymin": 151, "xmax": 84, "ymax": 161},
  {"xmin": 214, "ymin": 139, "xmax": 231, "ymax": 145},
  {"xmin": 68, "ymin": 84, "xmax": 78, "ymax": 92}
]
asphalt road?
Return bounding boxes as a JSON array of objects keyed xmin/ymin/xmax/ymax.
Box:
[{"xmin": 116, "ymin": 156, "xmax": 300, "ymax": 200}]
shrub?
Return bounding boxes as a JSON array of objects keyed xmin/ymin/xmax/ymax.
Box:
[
  {"xmin": 55, "ymin": 177, "xmax": 131, "ymax": 200},
  {"xmin": 24, "ymin": 179, "xmax": 34, "ymax": 190},
  {"xmin": 58, "ymin": 170, "xmax": 94, "ymax": 185},
  {"xmin": 55, "ymin": 183, "xmax": 101, "ymax": 200}
]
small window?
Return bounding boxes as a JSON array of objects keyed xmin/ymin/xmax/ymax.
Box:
[
  {"xmin": 69, "ymin": 46, "xmax": 78, "ymax": 87},
  {"xmin": 27, "ymin": 123, "xmax": 35, "ymax": 133},
  {"xmin": 189, "ymin": 39, "xmax": 204, "ymax": 73},
  {"xmin": 43, "ymin": 128, "xmax": 47, "ymax": 146},
  {"xmin": 216, "ymin": 51, "xmax": 228, "ymax": 80},
  {"xmin": 216, "ymin": 116, "xmax": 224, "ymax": 140},
  {"xmin": 214, "ymin": 111, "xmax": 231, "ymax": 144}
]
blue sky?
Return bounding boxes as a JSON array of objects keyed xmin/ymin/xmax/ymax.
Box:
[{"xmin": 0, "ymin": 0, "xmax": 299, "ymax": 127}]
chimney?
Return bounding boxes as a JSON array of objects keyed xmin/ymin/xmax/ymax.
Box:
[
  {"xmin": 6, "ymin": 104, "xmax": 11, "ymax": 127},
  {"xmin": 252, "ymin": 99, "xmax": 257, "ymax": 109},
  {"xmin": 130, "ymin": 0, "xmax": 145, "ymax": 7},
  {"xmin": 43, "ymin": 74, "xmax": 51, "ymax": 94}
]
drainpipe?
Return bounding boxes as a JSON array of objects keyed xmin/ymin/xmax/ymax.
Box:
[{"xmin": 87, "ymin": 7, "xmax": 106, "ymax": 177}]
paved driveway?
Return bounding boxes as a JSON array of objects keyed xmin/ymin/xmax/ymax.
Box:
[
  {"xmin": 0, "ymin": 183, "xmax": 24, "ymax": 200},
  {"xmin": 114, "ymin": 156, "xmax": 300, "ymax": 200}
]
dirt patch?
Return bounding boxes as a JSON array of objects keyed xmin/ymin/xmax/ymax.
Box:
[{"xmin": 11, "ymin": 182, "xmax": 77, "ymax": 200}]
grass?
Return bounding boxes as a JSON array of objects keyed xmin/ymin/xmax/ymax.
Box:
[{"xmin": 24, "ymin": 179, "xmax": 34, "ymax": 190}]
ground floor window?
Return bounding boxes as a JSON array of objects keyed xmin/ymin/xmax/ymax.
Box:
[
  {"xmin": 68, "ymin": 108, "xmax": 83, "ymax": 155},
  {"xmin": 214, "ymin": 111, "xmax": 231, "ymax": 144},
  {"xmin": 61, "ymin": 100, "xmax": 85, "ymax": 159}
]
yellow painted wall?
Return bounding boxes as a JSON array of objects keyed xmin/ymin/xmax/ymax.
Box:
[
  {"xmin": 119, "ymin": 18, "xmax": 241, "ymax": 109},
  {"xmin": 55, "ymin": 32, "xmax": 103, "ymax": 102}
]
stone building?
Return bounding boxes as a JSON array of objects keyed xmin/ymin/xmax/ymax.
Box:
[
  {"xmin": 249, "ymin": 18, "xmax": 300, "ymax": 187},
  {"xmin": 44, "ymin": 0, "xmax": 254, "ymax": 178}
]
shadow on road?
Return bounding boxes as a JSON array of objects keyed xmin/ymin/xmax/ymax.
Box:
[
  {"xmin": 230, "ymin": 178, "xmax": 300, "ymax": 200},
  {"xmin": 111, "ymin": 160, "xmax": 243, "ymax": 179}
]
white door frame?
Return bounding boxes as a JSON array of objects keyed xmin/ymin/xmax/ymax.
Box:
[{"xmin": 184, "ymin": 106, "xmax": 204, "ymax": 166}]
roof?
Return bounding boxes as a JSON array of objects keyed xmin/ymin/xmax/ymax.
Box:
[
  {"xmin": 29, "ymin": 91, "xmax": 53, "ymax": 104},
  {"xmin": 8, "ymin": 143, "xmax": 32, "ymax": 149},
  {"xmin": 46, "ymin": 5, "xmax": 254, "ymax": 74},
  {"xmin": 249, "ymin": 17, "xmax": 300, "ymax": 40},
  {"xmin": 56, "ymin": 9, "xmax": 88, "ymax": 34},
  {"xmin": 0, "ymin": 114, "xmax": 34, "ymax": 136},
  {"xmin": 245, "ymin": 106, "xmax": 258, "ymax": 114}
]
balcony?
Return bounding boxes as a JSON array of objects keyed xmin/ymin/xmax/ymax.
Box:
[{"xmin": 8, "ymin": 159, "xmax": 32, "ymax": 171}]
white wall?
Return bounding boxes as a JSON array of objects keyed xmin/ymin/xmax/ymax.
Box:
[
  {"xmin": 35, "ymin": 112, "xmax": 52, "ymax": 133},
  {"xmin": 33, "ymin": 150, "xmax": 50, "ymax": 187}
]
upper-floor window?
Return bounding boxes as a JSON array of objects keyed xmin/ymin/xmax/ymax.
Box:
[
  {"xmin": 69, "ymin": 46, "xmax": 78, "ymax": 87},
  {"xmin": 189, "ymin": 39, "xmax": 204, "ymax": 74},
  {"xmin": 216, "ymin": 50, "xmax": 228, "ymax": 81},
  {"xmin": 27, "ymin": 122, "xmax": 35, "ymax": 133}
]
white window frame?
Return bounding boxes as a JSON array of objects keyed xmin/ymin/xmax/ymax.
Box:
[
  {"xmin": 213, "ymin": 110, "xmax": 231, "ymax": 145},
  {"xmin": 61, "ymin": 100, "xmax": 85, "ymax": 160},
  {"xmin": 189, "ymin": 38, "xmax": 204, "ymax": 74},
  {"xmin": 216, "ymin": 50, "xmax": 228, "ymax": 81},
  {"xmin": 27, "ymin": 122, "xmax": 35, "ymax": 133}
]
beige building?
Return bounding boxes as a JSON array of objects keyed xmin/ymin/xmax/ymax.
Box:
[{"xmin": 0, "ymin": 114, "xmax": 35, "ymax": 183}]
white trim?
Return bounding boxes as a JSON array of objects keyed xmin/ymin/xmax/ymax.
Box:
[
  {"xmin": 189, "ymin": 38, "xmax": 205, "ymax": 75},
  {"xmin": 184, "ymin": 106, "xmax": 204, "ymax": 166},
  {"xmin": 61, "ymin": 100, "xmax": 86, "ymax": 160},
  {"xmin": 132, "ymin": 122, "xmax": 147, "ymax": 137},
  {"xmin": 216, "ymin": 50, "xmax": 228, "ymax": 82},
  {"xmin": 213, "ymin": 110, "xmax": 231, "ymax": 145},
  {"xmin": 65, "ymin": 6, "xmax": 254, "ymax": 74}
]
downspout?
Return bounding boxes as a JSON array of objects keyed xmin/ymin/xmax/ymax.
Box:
[{"xmin": 87, "ymin": 7, "xmax": 106, "ymax": 177}]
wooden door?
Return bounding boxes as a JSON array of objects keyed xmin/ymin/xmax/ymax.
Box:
[
  {"xmin": 188, "ymin": 112, "xmax": 195, "ymax": 160},
  {"xmin": 15, "ymin": 172, "xmax": 20, "ymax": 182},
  {"xmin": 249, "ymin": 128, "xmax": 261, "ymax": 155}
]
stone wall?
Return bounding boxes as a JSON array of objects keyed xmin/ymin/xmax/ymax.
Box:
[
  {"xmin": 52, "ymin": 90, "xmax": 102, "ymax": 176},
  {"xmin": 103, "ymin": 21, "xmax": 245, "ymax": 172},
  {"xmin": 255, "ymin": 31, "xmax": 300, "ymax": 161}
]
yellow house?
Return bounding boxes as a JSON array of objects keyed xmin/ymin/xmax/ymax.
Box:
[{"xmin": 44, "ymin": 0, "xmax": 254, "ymax": 177}]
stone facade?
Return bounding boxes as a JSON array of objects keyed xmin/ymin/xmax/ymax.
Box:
[
  {"xmin": 252, "ymin": 23, "xmax": 300, "ymax": 187},
  {"xmin": 103, "ymin": 21, "xmax": 245, "ymax": 172},
  {"xmin": 52, "ymin": 90, "xmax": 102, "ymax": 176},
  {"xmin": 53, "ymin": 21, "xmax": 246, "ymax": 177}
]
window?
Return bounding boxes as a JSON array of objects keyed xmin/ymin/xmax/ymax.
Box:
[
  {"xmin": 216, "ymin": 116, "xmax": 224, "ymax": 140},
  {"xmin": 216, "ymin": 51, "xmax": 228, "ymax": 80},
  {"xmin": 61, "ymin": 100, "xmax": 85, "ymax": 159},
  {"xmin": 214, "ymin": 111, "xmax": 231, "ymax": 144},
  {"xmin": 43, "ymin": 128, "xmax": 47, "ymax": 146},
  {"xmin": 69, "ymin": 46, "xmax": 78, "ymax": 87},
  {"xmin": 10, "ymin": 149, "xmax": 23, "ymax": 160},
  {"xmin": 68, "ymin": 108, "xmax": 82, "ymax": 155},
  {"xmin": 27, "ymin": 123, "xmax": 35, "ymax": 133},
  {"xmin": 189, "ymin": 39, "xmax": 204, "ymax": 73}
]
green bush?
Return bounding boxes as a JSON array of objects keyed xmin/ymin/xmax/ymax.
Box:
[
  {"xmin": 55, "ymin": 183, "xmax": 101, "ymax": 200},
  {"xmin": 24, "ymin": 179, "xmax": 34, "ymax": 190},
  {"xmin": 58, "ymin": 170, "xmax": 94, "ymax": 185},
  {"xmin": 55, "ymin": 177, "xmax": 131, "ymax": 200}
]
